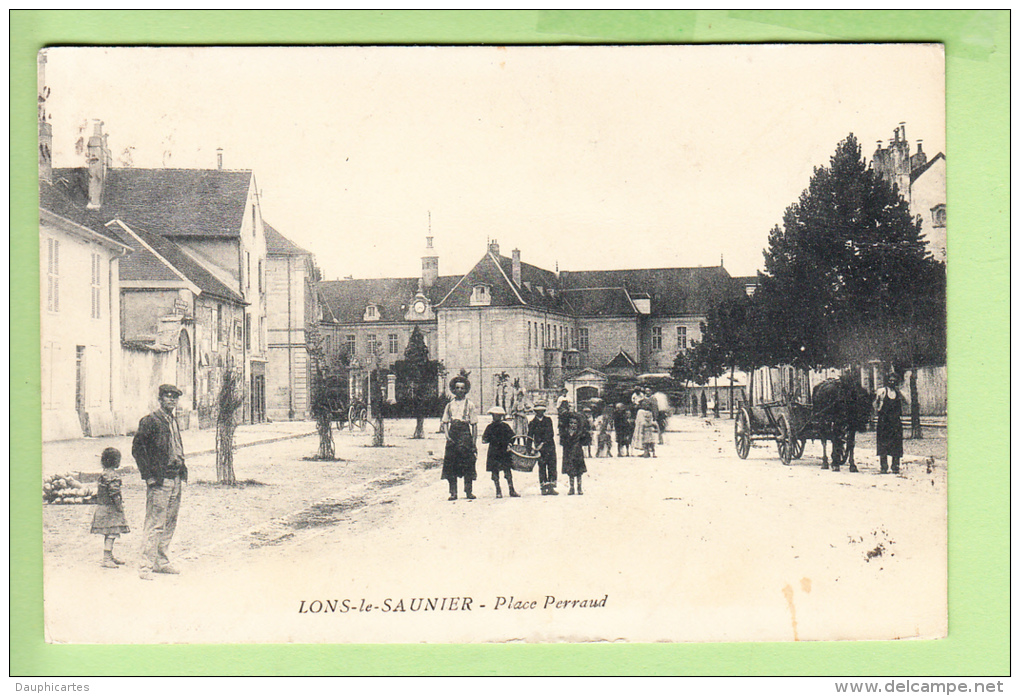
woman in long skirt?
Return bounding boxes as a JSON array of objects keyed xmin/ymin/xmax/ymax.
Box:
[{"xmin": 441, "ymin": 375, "xmax": 479, "ymax": 500}]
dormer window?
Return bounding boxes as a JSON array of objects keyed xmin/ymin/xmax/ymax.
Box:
[
  {"xmin": 470, "ymin": 284, "xmax": 491, "ymax": 306},
  {"xmin": 536, "ymin": 285, "xmax": 545, "ymax": 296},
  {"xmin": 931, "ymin": 204, "xmax": 946, "ymax": 228},
  {"xmin": 364, "ymin": 303, "xmax": 380, "ymax": 321}
]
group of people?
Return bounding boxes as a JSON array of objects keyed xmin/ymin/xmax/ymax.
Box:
[
  {"xmin": 596, "ymin": 387, "xmax": 666, "ymax": 459},
  {"xmin": 440, "ymin": 376, "xmax": 591, "ymax": 500},
  {"xmin": 439, "ymin": 379, "xmax": 675, "ymax": 500}
]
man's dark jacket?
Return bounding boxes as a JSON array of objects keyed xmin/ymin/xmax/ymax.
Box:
[{"xmin": 132, "ymin": 410, "xmax": 189, "ymax": 486}]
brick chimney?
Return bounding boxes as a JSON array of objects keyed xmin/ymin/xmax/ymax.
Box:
[
  {"xmin": 512, "ymin": 248, "xmax": 522, "ymax": 286},
  {"xmin": 86, "ymin": 120, "xmax": 107, "ymax": 209},
  {"xmin": 488, "ymin": 239, "xmax": 500, "ymax": 256},
  {"xmin": 217, "ymin": 148, "xmax": 224, "ymax": 170}
]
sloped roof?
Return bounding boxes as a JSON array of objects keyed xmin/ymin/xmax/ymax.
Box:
[
  {"xmin": 265, "ymin": 222, "xmax": 310, "ymax": 256},
  {"xmin": 559, "ymin": 265, "xmax": 743, "ymax": 316},
  {"xmin": 39, "ymin": 179, "xmax": 129, "ymax": 248},
  {"xmin": 438, "ymin": 251, "xmax": 571, "ymax": 312},
  {"xmin": 605, "ymin": 350, "xmax": 638, "ymax": 369},
  {"xmin": 910, "ymin": 152, "xmax": 945, "ymax": 184},
  {"xmin": 116, "ymin": 222, "xmax": 244, "ymax": 303},
  {"xmin": 560, "ymin": 287, "xmax": 637, "ymax": 316},
  {"xmin": 52, "ymin": 167, "xmax": 252, "ymax": 238},
  {"xmin": 317, "ymin": 276, "xmax": 458, "ymax": 324}
]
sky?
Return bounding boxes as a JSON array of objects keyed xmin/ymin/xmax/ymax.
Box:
[{"xmin": 42, "ymin": 44, "xmax": 945, "ymax": 282}]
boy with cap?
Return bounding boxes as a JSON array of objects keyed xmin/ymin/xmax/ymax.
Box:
[{"xmin": 482, "ymin": 406, "xmax": 518, "ymax": 498}]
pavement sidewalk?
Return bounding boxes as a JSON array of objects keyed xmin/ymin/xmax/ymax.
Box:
[{"xmin": 41, "ymin": 419, "xmax": 317, "ymax": 478}]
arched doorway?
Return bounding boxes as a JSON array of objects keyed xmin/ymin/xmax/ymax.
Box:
[{"xmin": 576, "ymin": 385, "xmax": 599, "ymax": 408}]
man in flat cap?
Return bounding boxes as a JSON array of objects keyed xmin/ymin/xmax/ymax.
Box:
[{"xmin": 132, "ymin": 384, "xmax": 189, "ymax": 579}]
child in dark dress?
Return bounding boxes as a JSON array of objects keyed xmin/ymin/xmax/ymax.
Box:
[
  {"xmin": 91, "ymin": 447, "xmax": 130, "ymax": 568},
  {"xmin": 482, "ymin": 406, "xmax": 518, "ymax": 499}
]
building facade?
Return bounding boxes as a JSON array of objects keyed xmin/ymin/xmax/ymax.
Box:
[
  {"xmin": 265, "ymin": 222, "xmax": 318, "ymax": 421},
  {"xmin": 39, "ymin": 194, "xmax": 131, "ymax": 441},
  {"xmin": 53, "ymin": 139, "xmax": 271, "ymax": 427},
  {"xmin": 317, "ymin": 239, "xmax": 746, "ymax": 411},
  {"xmin": 872, "ymin": 122, "xmax": 947, "ymax": 262}
]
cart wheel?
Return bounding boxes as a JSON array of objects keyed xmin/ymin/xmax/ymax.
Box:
[
  {"xmin": 792, "ymin": 437, "xmax": 806, "ymax": 460},
  {"xmin": 348, "ymin": 405, "xmax": 367, "ymax": 431},
  {"xmin": 776, "ymin": 414, "xmax": 793, "ymax": 465},
  {"xmin": 734, "ymin": 408, "xmax": 751, "ymax": 459}
]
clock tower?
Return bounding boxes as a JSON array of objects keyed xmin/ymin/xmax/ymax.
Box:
[{"xmin": 421, "ymin": 236, "xmax": 438, "ymax": 290}]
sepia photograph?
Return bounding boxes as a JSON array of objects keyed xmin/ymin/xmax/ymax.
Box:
[{"xmin": 34, "ymin": 43, "xmax": 953, "ymax": 646}]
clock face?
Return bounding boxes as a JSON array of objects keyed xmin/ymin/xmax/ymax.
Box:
[{"xmin": 413, "ymin": 301, "xmax": 426, "ymax": 314}]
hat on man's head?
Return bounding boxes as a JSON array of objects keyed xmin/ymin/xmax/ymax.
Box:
[
  {"xmin": 487, "ymin": 406, "xmax": 506, "ymax": 416},
  {"xmin": 159, "ymin": 384, "xmax": 183, "ymax": 398},
  {"xmin": 532, "ymin": 401, "xmax": 547, "ymax": 410}
]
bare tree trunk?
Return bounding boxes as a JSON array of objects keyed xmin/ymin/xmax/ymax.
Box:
[
  {"xmin": 215, "ymin": 368, "xmax": 243, "ymax": 485},
  {"xmin": 316, "ymin": 412, "xmax": 335, "ymax": 459},
  {"xmin": 215, "ymin": 421, "xmax": 236, "ymax": 485},
  {"xmin": 412, "ymin": 415, "xmax": 424, "ymax": 439},
  {"xmin": 370, "ymin": 369, "xmax": 385, "ymax": 447},
  {"xmin": 909, "ymin": 368, "xmax": 923, "ymax": 440}
]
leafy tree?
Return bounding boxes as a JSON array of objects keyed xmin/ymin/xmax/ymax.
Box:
[
  {"xmin": 307, "ymin": 325, "xmax": 349, "ymax": 460},
  {"xmin": 390, "ymin": 326, "xmax": 444, "ymax": 439},
  {"xmin": 751, "ymin": 134, "xmax": 945, "ymax": 373}
]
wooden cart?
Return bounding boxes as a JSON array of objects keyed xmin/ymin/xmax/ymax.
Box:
[{"xmin": 733, "ymin": 367, "xmax": 851, "ymax": 467}]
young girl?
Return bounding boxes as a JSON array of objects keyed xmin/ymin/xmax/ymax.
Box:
[
  {"xmin": 482, "ymin": 406, "xmax": 518, "ymax": 499},
  {"xmin": 91, "ymin": 447, "xmax": 130, "ymax": 568}
]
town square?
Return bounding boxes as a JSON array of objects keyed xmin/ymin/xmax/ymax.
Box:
[{"xmin": 34, "ymin": 44, "xmax": 949, "ymax": 645}]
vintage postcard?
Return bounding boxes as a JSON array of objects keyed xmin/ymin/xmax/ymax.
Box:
[{"xmin": 37, "ymin": 44, "xmax": 947, "ymax": 645}]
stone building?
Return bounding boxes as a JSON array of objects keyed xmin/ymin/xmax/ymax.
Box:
[
  {"xmin": 265, "ymin": 222, "xmax": 318, "ymax": 421},
  {"xmin": 317, "ymin": 239, "xmax": 745, "ymax": 411},
  {"xmin": 872, "ymin": 122, "xmax": 947, "ymax": 262},
  {"xmin": 39, "ymin": 180, "xmax": 131, "ymax": 441},
  {"xmin": 52, "ymin": 143, "xmax": 271, "ymax": 426}
]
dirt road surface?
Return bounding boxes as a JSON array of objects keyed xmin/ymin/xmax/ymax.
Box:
[{"xmin": 43, "ymin": 416, "xmax": 946, "ymax": 644}]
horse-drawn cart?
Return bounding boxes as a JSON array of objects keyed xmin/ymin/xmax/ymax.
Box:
[{"xmin": 734, "ymin": 367, "xmax": 869, "ymax": 469}]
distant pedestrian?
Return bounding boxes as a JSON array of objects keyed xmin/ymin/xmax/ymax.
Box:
[
  {"xmin": 595, "ymin": 405, "xmax": 613, "ymax": 458},
  {"xmin": 482, "ymin": 406, "xmax": 518, "ymax": 499},
  {"xmin": 612, "ymin": 403, "xmax": 632, "ymax": 457},
  {"xmin": 528, "ymin": 402, "xmax": 558, "ymax": 495},
  {"xmin": 581, "ymin": 406, "xmax": 594, "ymax": 458},
  {"xmin": 874, "ymin": 373, "xmax": 904, "ymax": 474},
  {"xmin": 509, "ymin": 380, "xmax": 530, "ymax": 437},
  {"xmin": 636, "ymin": 398, "xmax": 658, "ymax": 458},
  {"xmin": 132, "ymin": 384, "xmax": 188, "ymax": 580},
  {"xmin": 560, "ymin": 405, "xmax": 588, "ymax": 495},
  {"xmin": 701, "ymin": 392, "xmax": 708, "ymax": 417},
  {"xmin": 441, "ymin": 375, "xmax": 478, "ymax": 500},
  {"xmin": 90, "ymin": 447, "xmax": 130, "ymax": 569}
]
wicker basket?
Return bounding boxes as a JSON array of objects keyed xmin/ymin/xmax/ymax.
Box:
[{"xmin": 509, "ymin": 435, "xmax": 540, "ymax": 472}]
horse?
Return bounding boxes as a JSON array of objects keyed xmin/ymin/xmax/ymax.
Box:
[{"xmin": 811, "ymin": 375, "xmax": 872, "ymax": 472}]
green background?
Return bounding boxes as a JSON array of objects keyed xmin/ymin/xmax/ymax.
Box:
[{"xmin": 10, "ymin": 10, "xmax": 1009, "ymax": 676}]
